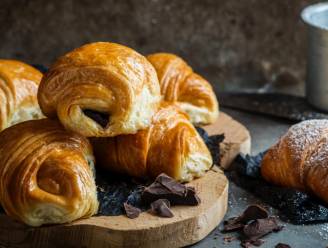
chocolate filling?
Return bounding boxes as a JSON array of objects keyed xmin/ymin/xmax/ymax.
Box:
[{"xmin": 83, "ymin": 109, "xmax": 110, "ymax": 128}]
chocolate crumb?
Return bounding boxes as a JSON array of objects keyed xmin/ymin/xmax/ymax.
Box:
[
  {"xmin": 243, "ymin": 217, "xmax": 283, "ymax": 240},
  {"xmin": 141, "ymin": 173, "xmax": 201, "ymax": 206},
  {"xmin": 150, "ymin": 199, "xmax": 174, "ymax": 218},
  {"xmin": 223, "ymin": 205, "xmax": 269, "ymax": 232},
  {"xmin": 124, "ymin": 203, "xmax": 141, "ymax": 219},
  {"xmin": 223, "ymin": 235, "xmax": 236, "ymax": 243},
  {"xmin": 275, "ymin": 243, "xmax": 291, "ymax": 248}
]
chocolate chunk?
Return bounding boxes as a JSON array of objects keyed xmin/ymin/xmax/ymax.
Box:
[
  {"xmin": 223, "ymin": 219, "xmax": 245, "ymax": 232},
  {"xmin": 124, "ymin": 203, "xmax": 141, "ymax": 219},
  {"xmin": 223, "ymin": 205, "xmax": 269, "ymax": 232},
  {"xmin": 156, "ymin": 174, "xmax": 186, "ymax": 196},
  {"xmin": 141, "ymin": 173, "xmax": 201, "ymax": 206},
  {"xmin": 150, "ymin": 199, "xmax": 174, "ymax": 218},
  {"xmin": 83, "ymin": 109, "xmax": 110, "ymax": 128},
  {"xmin": 275, "ymin": 244, "xmax": 291, "ymax": 248},
  {"xmin": 243, "ymin": 217, "xmax": 283, "ymax": 240}
]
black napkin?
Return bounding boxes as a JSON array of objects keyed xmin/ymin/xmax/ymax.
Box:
[{"xmin": 228, "ymin": 152, "xmax": 328, "ymax": 224}]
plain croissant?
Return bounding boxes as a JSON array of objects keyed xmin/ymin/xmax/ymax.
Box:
[
  {"xmin": 0, "ymin": 119, "xmax": 98, "ymax": 226},
  {"xmin": 261, "ymin": 119, "xmax": 328, "ymax": 203},
  {"xmin": 92, "ymin": 103, "xmax": 213, "ymax": 182},
  {"xmin": 38, "ymin": 42, "xmax": 161, "ymax": 137},
  {"xmin": 0, "ymin": 59, "xmax": 44, "ymax": 131},
  {"xmin": 147, "ymin": 53, "xmax": 219, "ymax": 125}
]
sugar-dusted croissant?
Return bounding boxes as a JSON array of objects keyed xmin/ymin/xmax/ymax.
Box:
[
  {"xmin": 147, "ymin": 53, "xmax": 219, "ymax": 125},
  {"xmin": 0, "ymin": 59, "xmax": 44, "ymax": 131},
  {"xmin": 92, "ymin": 103, "xmax": 212, "ymax": 182},
  {"xmin": 38, "ymin": 42, "xmax": 161, "ymax": 137},
  {"xmin": 261, "ymin": 119, "xmax": 328, "ymax": 203},
  {"xmin": 0, "ymin": 119, "xmax": 98, "ymax": 226}
]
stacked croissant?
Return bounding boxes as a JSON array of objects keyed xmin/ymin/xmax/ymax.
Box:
[{"xmin": 0, "ymin": 42, "xmax": 219, "ymax": 226}]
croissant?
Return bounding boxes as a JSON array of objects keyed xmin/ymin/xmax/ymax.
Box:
[
  {"xmin": 261, "ymin": 119, "xmax": 328, "ymax": 203},
  {"xmin": 0, "ymin": 59, "xmax": 43, "ymax": 131},
  {"xmin": 0, "ymin": 119, "xmax": 98, "ymax": 226},
  {"xmin": 92, "ymin": 103, "xmax": 212, "ymax": 182},
  {"xmin": 38, "ymin": 42, "xmax": 161, "ymax": 137},
  {"xmin": 146, "ymin": 53, "xmax": 219, "ymax": 125}
]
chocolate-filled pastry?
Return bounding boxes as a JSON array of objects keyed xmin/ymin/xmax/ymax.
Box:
[
  {"xmin": 38, "ymin": 42, "xmax": 161, "ymax": 137},
  {"xmin": 147, "ymin": 53, "xmax": 219, "ymax": 125},
  {"xmin": 92, "ymin": 103, "xmax": 212, "ymax": 182},
  {"xmin": 0, "ymin": 119, "xmax": 98, "ymax": 226},
  {"xmin": 261, "ymin": 119, "xmax": 328, "ymax": 203},
  {"xmin": 0, "ymin": 59, "xmax": 43, "ymax": 131}
]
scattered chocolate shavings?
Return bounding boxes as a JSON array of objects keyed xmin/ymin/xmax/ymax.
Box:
[
  {"xmin": 150, "ymin": 199, "xmax": 174, "ymax": 218},
  {"xmin": 196, "ymin": 127, "xmax": 224, "ymax": 165},
  {"xmin": 223, "ymin": 205, "xmax": 269, "ymax": 232},
  {"xmin": 275, "ymin": 243, "xmax": 291, "ymax": 248},
  {"xmin": 222, "ymin": 205, "xmax": 284, "ymax": 247},
  {"xmin": 124, "ymin": 203, "xmax": 141, "ymax": 219},
  {"xmin": 141, "ymin": 173, "xmax": 201, "ymax": 206},
  {"xmin": 243, "ymin": 217, "xmax": 283, "ymax": 240}
]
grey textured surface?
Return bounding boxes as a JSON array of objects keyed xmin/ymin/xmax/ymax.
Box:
[
  {"xmin": 192, "ymin": 108, "xmax": 328, "ymax": 248},
  {"xmin": 0, "ymin": 0, "xmax": 318, "ymax": 94}
]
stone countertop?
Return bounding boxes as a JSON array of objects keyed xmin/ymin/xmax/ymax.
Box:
[{"xmin": 192, "ymin": 107, "xmax": 328, "ymax": 248}]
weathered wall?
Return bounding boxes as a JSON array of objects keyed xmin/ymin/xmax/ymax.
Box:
[{"xmin": 0, "ymin": 0, "xmax": 318, "ymax": 93}]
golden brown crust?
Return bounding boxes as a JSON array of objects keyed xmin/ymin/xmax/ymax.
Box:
[
  {"xmin": 0, "ymin": 59, "xmax": 43, "ymax": 131},
  {"xmin": 261, "ymin": 119, "xmax": 328, "ymax": 202},
  {"xmin": 38, "ymin": 42, "xmax": 161, "ymax": 137},
  {"xmin": 0, "ymin": 119, "xmax": 98, "ymax": 226},
  {"xmin": 147, "ymin": 53, "xmax": 219, "ymax": 125},
  {"xmin": 92, "ymin": 102, "xmax": 212, "ymax": 182}
]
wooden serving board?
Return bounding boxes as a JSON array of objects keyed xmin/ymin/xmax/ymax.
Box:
[{"xmin": 0, "ymin": 112, "xmax": 250, "ymax": 248}]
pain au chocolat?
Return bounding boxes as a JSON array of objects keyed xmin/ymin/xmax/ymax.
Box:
[
  {"xmin": 261, "ymin": 119, "xmax": 328, "ymax": 204},
  {"xmin": 0, "ymin": 59, "xmax": 44, "ymax": 131},
  {"xmin": 38, "ymin": 42, "xmax": 161, "ymax": 137},
  {"xmin": 0, "ymin": 119, "xmax": 98, "ymax": 226},
  {"xmin": 147, "ymin": 53, "xmax": 219, "ymax": 125},
  {"xmin": 92, "ymin": 103, "xmax": 213, "ymax": 182}
]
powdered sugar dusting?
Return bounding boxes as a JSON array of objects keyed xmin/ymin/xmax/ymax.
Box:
[{"xmin": 285, "ymin": 119, "xmax": 328, "ymax": 162}]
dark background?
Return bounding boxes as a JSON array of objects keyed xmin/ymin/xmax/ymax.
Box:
[{"xmin": 0, "ymin": 0, "xmax": 317, "ymax": 94}]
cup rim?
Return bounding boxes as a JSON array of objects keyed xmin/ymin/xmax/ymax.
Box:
[{"xmin": 301, "ymin": 2, "xmax": 328, "ymax": 31}]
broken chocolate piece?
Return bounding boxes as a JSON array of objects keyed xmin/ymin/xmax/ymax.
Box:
[
  {"xmin": 275, "ymin": 244, "xmax": 291, "ymax": 248},
  {"xmin": 83, "ymin": 109, "xmax": 110, "ymax": 128},
  {"xmin": 243, "ymin": 217, "xmax": 283, "ymax": 240},
  {"xmin": 156, "ymin": 174, "xmax": 186, "ymax": 196},
  {"xmin": 223, "ymin": 205, "xmax": 269, "ymax": 232},
  {"xmin": 150, "ymin": 199, "xmax": 174, "ymax": 218},
  {"xmin": 141, "ymin": 173, "xmax": 201, "ymax": 206},
  {"xmin": 223, "ymin": 219, "xmax": 245, "ymax": 232},
  {"xmin": 124, "ymin": 202, "xmax": 141, "ymax": 219}
]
